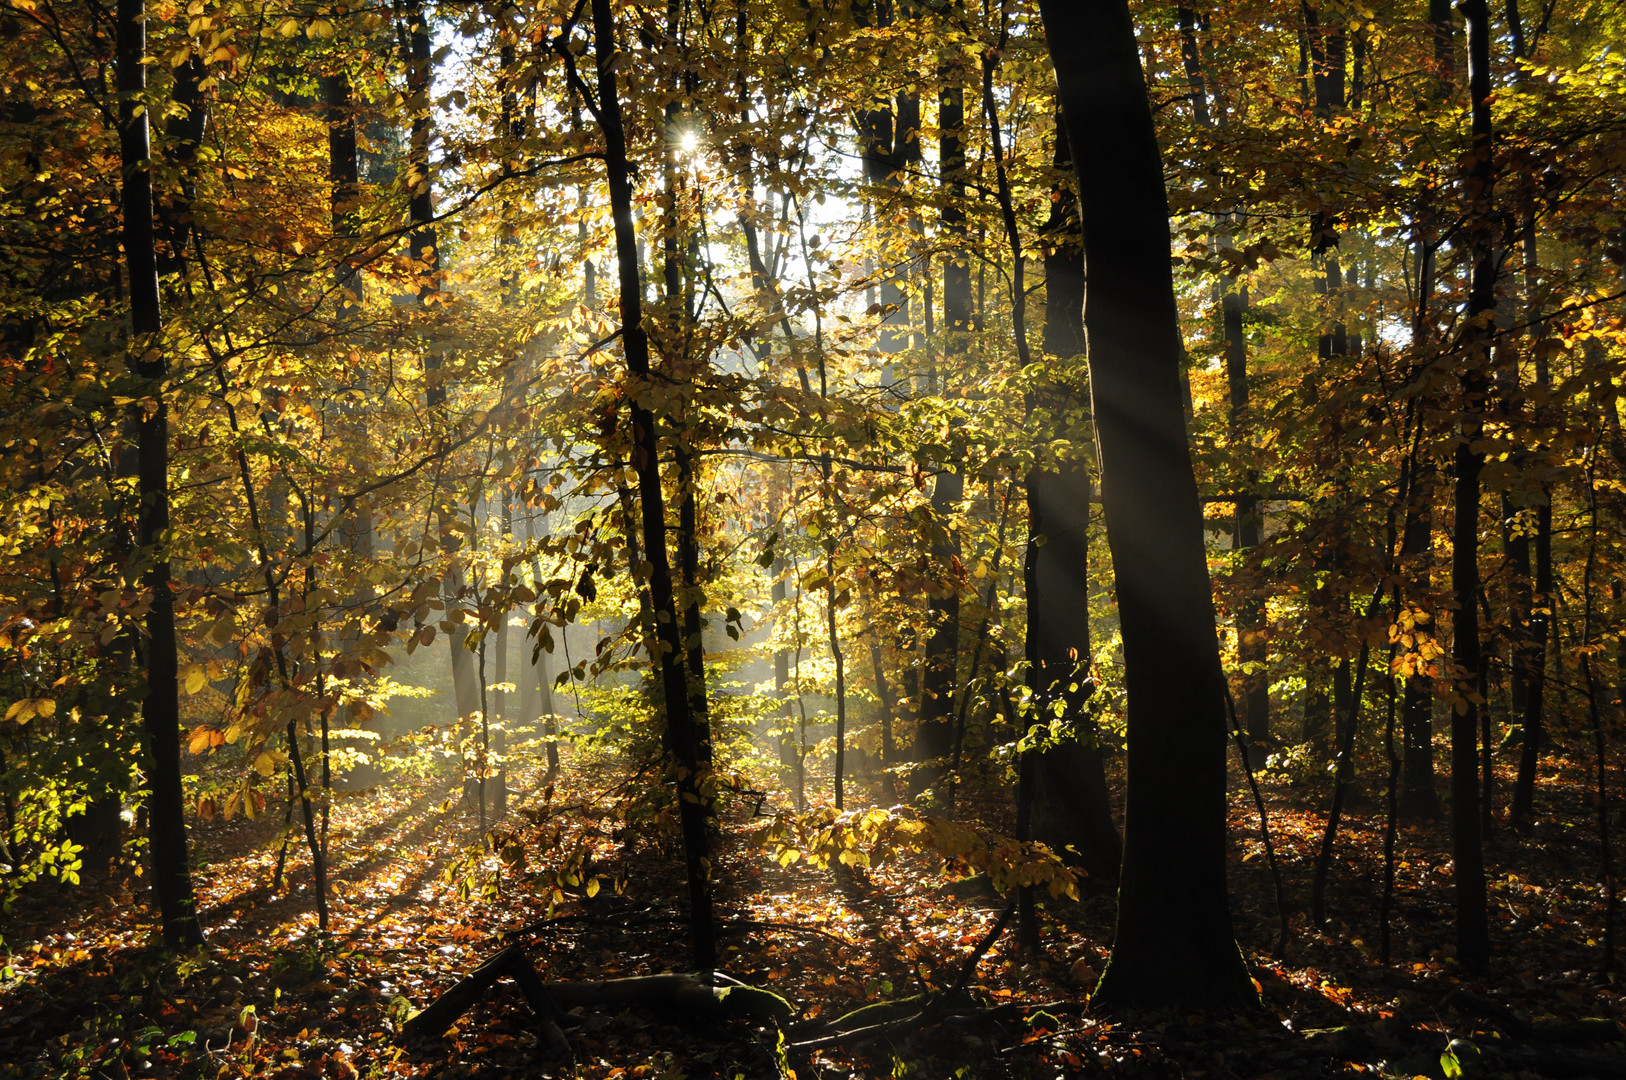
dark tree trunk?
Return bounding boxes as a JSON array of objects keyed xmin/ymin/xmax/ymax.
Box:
[
  {"xmin": 1510, "ymin": 133, "xmax": 1548, "ymax": 826},
  {"xmin": 1038, "ymin": 0, "xmax": 1254, "ymax": 1011},
  {"xmin": 853, "ymin": 0, "xmax": 917, "ymax": 364},
  {"xmin": 1449, "ymin": 0, "xmax": 1494, "ymax": 969},
  {"xmin": 1024, "ymin": 114, "xmax": 1120, "ymax": 884},
  {"xmin": 323, "ymin": 68, "xmax": 361, "ymax": 309},
  {"xmin": 587, "ymin": 0, "xmax": 715, "ymax": 971},
  {"xmin": 675, "ymin": 447, "xmax": 714, "ymax": 773},
  {"xmin": 117, "ymin": 0, "xmax": 203, "ymax": 950}
]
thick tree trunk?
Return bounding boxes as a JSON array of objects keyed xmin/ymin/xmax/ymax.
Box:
[
  {"xmin": 117, "ymin": 0, "xmax": 203, "ymax": 950},
  {"xmin": 1038, "ymin": 0, "xmax": 1254, "ymax": 1010},
  {"xmin": 587, "ymin": 0, "xmax": 715, "ymax": 971}
]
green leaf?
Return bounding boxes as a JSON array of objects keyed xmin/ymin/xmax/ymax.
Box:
[{"xmin": 1442, "ymin": 1038, "xmax": 1481, "ymax": 1079}]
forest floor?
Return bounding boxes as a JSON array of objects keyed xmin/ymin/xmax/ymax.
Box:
[{"xmin": 1, "ymin": 741, "xmax": 1621, "ymax": 1080}]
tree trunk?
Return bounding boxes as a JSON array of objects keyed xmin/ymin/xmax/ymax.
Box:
[
  {"xmin": 323, "ymin": 67, "xmax": 361, "ymax": 310},
  {"xmin": 117, "ymin": 0, "xmax": 203, "ymax": 950},
  {"xmin": 771, "ymin": 559, "xmax": 805, "ymax": 807},
  {"xmin": 1511, "ymin": 206, "xmax": 1548, "ymax": 828},
  {"xmin": 587, "ymin": 0, "xmax": 714, "ymax": 971},
  {"xmin": 1038, "ymin": 0, "xmax": 1254, "ymax": 1011},
  {"xmin": 853, "ymin": 0, "xmax": 919, "ymax": 371},
  {"xmin": 1449, "ymin": 0, "xmax": 1494, "ymax": 969}
]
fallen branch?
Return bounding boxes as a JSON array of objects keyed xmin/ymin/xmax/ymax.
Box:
[
  {"xmin": 539, "ymin": 972, "xmax": 795, "ymax": 1026},
  {"xmin": 400, "ymin": 953, "xmax": 794, "ymax": 1051},
  {"xmin": 401, "ymin": 945, "xmax": 573, "ymax": 1064},
  {"xmin": 949, "ymin": 903, "xmax": 1014, "ymax": 998}
]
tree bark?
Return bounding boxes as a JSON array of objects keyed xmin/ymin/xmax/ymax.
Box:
[
  {"xmin": 117, "ymin": 0, "xmax": 203, "ymax": 950},
  {"xmin": 1037, "ymin": 0, "xmax": 1254, "ymax": 1010}
]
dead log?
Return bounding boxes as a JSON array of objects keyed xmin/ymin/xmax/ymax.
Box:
[
  {"xmin": 401, "ymin": 953, "xmax": 793, "ymax": 1052},
  {"xmin": 401, "ymin": 945, "xmax": 572, "ymax": 1063},
  {"xmin": 540, "ymin": 972, "xmax": 795, "ymax": 1026}
]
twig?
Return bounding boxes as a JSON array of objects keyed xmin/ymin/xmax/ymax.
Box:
[
  {"xmin": 1225, "ymin": 687, "xmax": 1290, "ymax": 956},
  {"xmin": 949, "ymin": 903, "xmax": 1015, "ymax": 999}
]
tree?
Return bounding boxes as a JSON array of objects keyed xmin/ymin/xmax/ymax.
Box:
[
  {"xmin": 1037, "ymin": 0, "xmax": 1256, "ymax": 1010},
  {"xmin": 1448, "ymin": 0, "xmax": 1495, "ymax": 969},
  {"xmin": 581, "ymin": 0, "xmax": 716, "ymax": 972},
  {"xmin": 116, "ymin": 0, "xmax": 203, "ymax": 950}
]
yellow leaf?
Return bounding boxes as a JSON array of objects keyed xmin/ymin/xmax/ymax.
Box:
[{"xmin": 184, "ymin": 665, "xmax": 207, "ymax": 695}]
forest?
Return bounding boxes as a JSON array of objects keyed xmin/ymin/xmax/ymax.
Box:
[{"xmin": 1, "ymin": 0, "xmax": 1624, "ymax": 1075}]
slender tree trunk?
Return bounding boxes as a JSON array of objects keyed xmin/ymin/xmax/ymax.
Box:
[
  {"xmin": 1449, "ymin": 0, "xmax": 1495, "ymax": 968},
  {"xmin": 771, "ymin": 559, "xmax": 804, "ymax": 807},
  {"xmin": 1579, "ymin": 464, "xmax": 1619, "ymax": 972},
  {"xmin": 323, "ymin": 68, "xmax": 361, "ymax": 310},
  {"xmin": 117, "ymin": 0, "xmax": 203, "ymax": 950},
  {"xmin": 1509, "ymin": 50, "xmax": 1548, "ymax": 822},
  {"xmin": 674, "ymin": 448, "xmax": 714, "ymax": 772},
  {"xmin": 524, "ymin": 516, "xmax": 560, "ymax": 779},
  {"xmin": 1038, "ymin": 0, "xmax": 1255, "ymax": 1011},
  {"xmin": 493, "ymin": 497, "xmax": 511, "ymax": 817},
  {"xmin": 586, "ymin": 0, "xmax": 714, "ymax": 971},
  {"xmin": 401, "ymin": 0, "xmax": 476, "ymax": 792}
]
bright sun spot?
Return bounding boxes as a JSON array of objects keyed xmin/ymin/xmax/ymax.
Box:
[{"xmin": 680, "ymin": 130, "xmax": 699, "ymax": 154}]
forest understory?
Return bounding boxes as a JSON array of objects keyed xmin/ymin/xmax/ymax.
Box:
[
  {"xmin": 2, "ymin": 741, "xmax": 1620, "ymax": 1080},
  {"xmin": 6, "ymin": 0, "xmax": 1626, "ymax": 1075}
]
